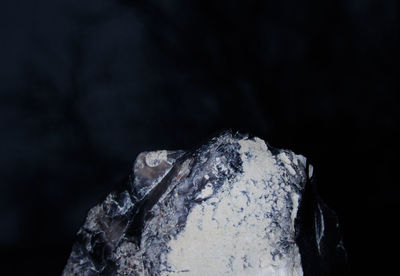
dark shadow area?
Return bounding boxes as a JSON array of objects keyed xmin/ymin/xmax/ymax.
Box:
[{"xmin": 0, "ymin": 0, "xmax": 398, "ymax": 274}]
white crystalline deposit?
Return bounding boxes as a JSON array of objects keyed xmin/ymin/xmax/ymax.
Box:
[{"xmin": 163, "ymin": 137, "xmax": 305, "ymax": 276}]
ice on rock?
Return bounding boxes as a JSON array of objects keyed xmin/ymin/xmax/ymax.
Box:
[{"xmin": 63, "ymin": 132, "xmax": 347, "ymax": 276}]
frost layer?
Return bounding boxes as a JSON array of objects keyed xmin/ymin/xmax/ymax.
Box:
[{"xmin": 163, "ymin": 137, "xmax": 305, "ymax": 275}]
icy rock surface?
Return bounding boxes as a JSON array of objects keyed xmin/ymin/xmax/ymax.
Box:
[{"xmin": 63, "ymin": 132, "xmax": 346, "ymax": 276}]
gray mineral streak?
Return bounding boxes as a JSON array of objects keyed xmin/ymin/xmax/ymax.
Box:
[{"xmin": 63, "ymin": 133, "xmax": 311, "ymax": 275}]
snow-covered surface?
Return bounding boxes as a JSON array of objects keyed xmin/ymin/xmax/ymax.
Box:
[{"xmin": 162, "ymin": 137, "xmax": 304, "ymax": 275}]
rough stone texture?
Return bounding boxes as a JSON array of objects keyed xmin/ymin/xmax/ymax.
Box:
[{"xmin": 63, "ymin": 132, "xmax": 347, "ymax": 275}]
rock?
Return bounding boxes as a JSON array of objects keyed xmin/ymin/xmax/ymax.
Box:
[{"xmin": 63, "ymin": 132, "xmax": 347, "ymax": 275}]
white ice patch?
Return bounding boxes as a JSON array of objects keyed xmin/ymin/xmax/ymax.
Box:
[
  {"xmin": 162, "ymin": 137, "xmax": 304, "ymax": 275},
  {"xmin": 145, "ymin": 150, "xmax": 168, "ymax": 167},
  {"xmin": 196, "ymin": 183, "xmax": 214, "ymax": 200}
]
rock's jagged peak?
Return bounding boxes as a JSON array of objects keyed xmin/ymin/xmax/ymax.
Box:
[{"xmin": 63, "ymin": 132, "xmax": 346, "ymax": 275}]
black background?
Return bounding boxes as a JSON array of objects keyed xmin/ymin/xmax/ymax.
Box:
[{"xmin": 0, "ymin": 0, "xmax": 398, "ymax": 275}]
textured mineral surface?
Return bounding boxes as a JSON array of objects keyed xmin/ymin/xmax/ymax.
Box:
[{"xmin": 63, "ymin": 132, "xmax": 346, "ymax": 275}]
